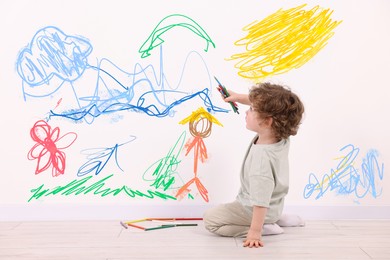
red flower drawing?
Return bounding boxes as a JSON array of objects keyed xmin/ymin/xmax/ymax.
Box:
[{"xmin": 28, "ymin": 120, "xmax": 77, "ymax": 177}]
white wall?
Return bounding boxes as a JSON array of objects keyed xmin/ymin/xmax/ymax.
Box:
[{"xmin": 1, "ymin": 0, "xmax": 389, "ymax": 221}]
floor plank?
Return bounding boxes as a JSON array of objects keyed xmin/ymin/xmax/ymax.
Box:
[{"xmin": 0, "ymin": 220, "xmax": 389, "ymax": 259}]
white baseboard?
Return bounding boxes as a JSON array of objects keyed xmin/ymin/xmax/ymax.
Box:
[
  {"xmin": 1, "ymin": 204, "xmax": 389, "ymax": 221},
  {"xmin": 283, "ymin": 205, "xmax": 390, "ymax": 220}
]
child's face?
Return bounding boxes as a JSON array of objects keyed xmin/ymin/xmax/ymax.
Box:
[{"xmin": 245, "ymin": 105, "xmax": 265, "ymax": 133}]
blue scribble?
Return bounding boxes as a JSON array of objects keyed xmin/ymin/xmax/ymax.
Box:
[
  {"xmin": 16, "ymin": 26, "xmax": 92, "ymax": 89},
  {"xmin": 303, "ymin": 144, "xmax": 384, "ymax": 200},
  {"xmin": 16, "ymin": 24, "xmax": 228, "ymax": 124},
  {"xmin": 77, "ymin": 136, "xmax": 136, "ymax": 177}
]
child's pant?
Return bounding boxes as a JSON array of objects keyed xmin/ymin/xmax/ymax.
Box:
[
  {"xmin": 203, "ymin": 200, "xmax": 283, "ymax": 237},
  {"xmin": 203, "ymin": 201, "xmax": 304, "ymax": 238}
]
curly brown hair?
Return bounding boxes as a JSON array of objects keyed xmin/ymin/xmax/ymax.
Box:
[{"xmin": 249, "ymin": 82, "xmax": 304, "ymax": 140}]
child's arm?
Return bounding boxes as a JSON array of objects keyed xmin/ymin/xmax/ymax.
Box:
[
  {"xmin": 224, "ymin": 90, "xmax": 251, "ymax": 105},
  {"xmin": 243, "ymin": 206, "xmax": 267, "ymax": 248}
]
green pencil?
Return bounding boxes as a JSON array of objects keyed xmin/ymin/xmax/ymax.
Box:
[{"xmin": 145, "ymin": 225, "xmax": 176, "ymax": 231}]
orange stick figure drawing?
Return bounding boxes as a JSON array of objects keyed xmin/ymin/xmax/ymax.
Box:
[{"xmin": 176, "ymin": 107, "xmax": 223, "ymax": 202}]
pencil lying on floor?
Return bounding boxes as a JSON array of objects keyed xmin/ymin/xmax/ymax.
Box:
[
  {"xmin": 120, "ymin": 221, "xmax": 128, "ymax": 229},
  {"xmin": 162, "ymin": 224, "xmax": 198, "ymax": 227},
  {"xmin": 145, "ymin": 225, "xmax": 177, "ymax": 231},
  {"xmin": 120, "ymin": 218, "xmax": 201, "ymax": 230},
  {"xmin": 120, "ymin": 222, "xmax": 178, "ymax": 231},
  {"xmin": 147, "ymin": 218, "xmax": 203, "ymax": 221}
]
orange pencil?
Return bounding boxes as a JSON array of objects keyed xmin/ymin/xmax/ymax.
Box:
[{"xmin": 126, "ymin": 223, "xmax": 146, "ymax": 230}]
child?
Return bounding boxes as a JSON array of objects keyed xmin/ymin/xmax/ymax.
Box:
[{"xmin": 203, "ymin": 82, "xmax": 305, "ymax": 248}]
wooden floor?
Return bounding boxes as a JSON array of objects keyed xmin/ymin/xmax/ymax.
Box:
[{"xmin": 1, "ymin": 220, "xmax": 390, "ymax": 259}]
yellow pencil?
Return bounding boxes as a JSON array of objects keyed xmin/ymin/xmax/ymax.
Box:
[{"xmin": 124, "ymin": 218, "xmax": 148, "ymax": 224}]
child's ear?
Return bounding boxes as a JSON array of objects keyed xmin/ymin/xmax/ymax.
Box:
[{"xmin": 264, "ymin": 117, "xmax": 273, "ymax": 127}]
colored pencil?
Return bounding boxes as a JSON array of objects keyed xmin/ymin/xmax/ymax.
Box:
[
  {"xmin": 214, "ymin": 76, "xmax": 239, "ymax": 114},
  {"xmin": 121, "ymin": 217, "xmax": 202, "ymax": 231},
  {"xmin": 147, "ymin": 218, "xmax": 203, "ymax": 221},
  {"xmin": 162, "ymin": 224, "xmax": 198, "ymax": 227},
  {"xmin": 124, "ymin": 218, "xmax": 148, "ymax": 223},
  {"xmin": 126, "ymin": 223, "xmax": 146, "ymax": 230},
  {"xmin": 120, "ymin": 221, "xmax": 128, "ymax": 229},
  {"xmin": 145, "ymin": 225, "xmax": 176, "ymax": 231}
]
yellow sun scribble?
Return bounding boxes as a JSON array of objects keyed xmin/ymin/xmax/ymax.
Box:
[{"xmin": 229, "ymin": 4, "xmax": 342, "ymax": 81}]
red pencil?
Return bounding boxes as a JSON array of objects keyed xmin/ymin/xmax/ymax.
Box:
[{"xmin": 147, "ymin": 218, "xmax": 203, "ymax": 221}]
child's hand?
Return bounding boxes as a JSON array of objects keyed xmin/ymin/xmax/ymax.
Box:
[
  {"xmin": 243, "ymin": 229, "xmax": 264, "ymax": 248},
  {"xmin": 243, "ymin": 238, "xmax": 264, "ymax": 248},
  {"xmin": 223, "ymin": 89, "xmax": 237, "ymax": 102},
  {"xmin": 224, "ymin": 90, "xmax": 250, "ymax": 105}
]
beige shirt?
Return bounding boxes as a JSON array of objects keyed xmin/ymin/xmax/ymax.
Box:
[{"xmin": 236, "ymin": 136, "xmax": 290, "ymax": 223}]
